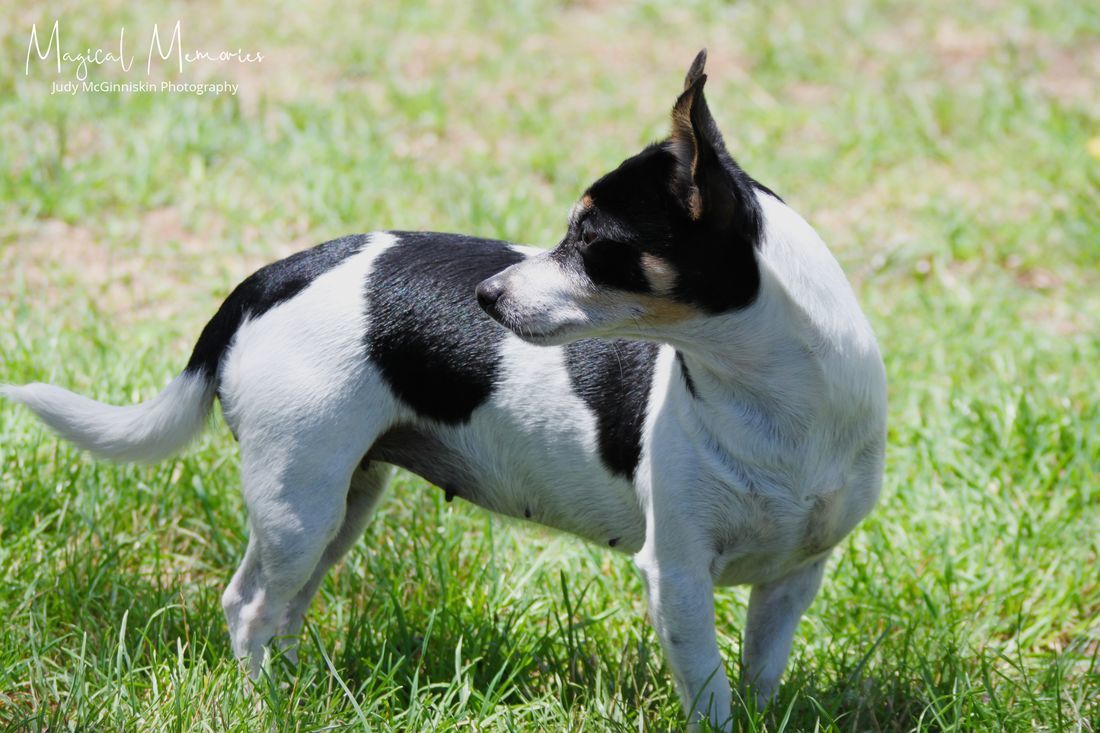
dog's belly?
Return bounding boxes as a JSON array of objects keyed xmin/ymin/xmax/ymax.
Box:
[{"xmin": 369, "ymin": 422, "xmax": 647, "ymax": 553}]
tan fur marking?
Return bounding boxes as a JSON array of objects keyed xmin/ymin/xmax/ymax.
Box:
[
  {"xmin": 570, "ymin": 194, "xmax": 595, "ymax": 226},
  {"xmin": 568, "ymin": 195, "xmax": 594, "ymax": 227},
  {"xmin": 670, "ymin": 89, "xmax": 703, "ymax": 219},
  {"xmin": 670, "ymin": 103, "xmax": 695, "ymax": 167},
  {"xmin": 636, "ymin": 293, "xmax": 701, "ymax": 325},
  {"xmin": 672, "ymin": 103, "xmax": 693, "ymax": 134},
  {"xmin": 641, "ymin": 253, "xmax": 679, "ymax": 295},
  {"xmin": 686, "ymin": 187, "xmax": 703, "ymax": 220}
]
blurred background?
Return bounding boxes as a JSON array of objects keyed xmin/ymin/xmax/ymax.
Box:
[{"xmin": 1, "ymin": 1, "xmax": 1097, "ymax": 730}]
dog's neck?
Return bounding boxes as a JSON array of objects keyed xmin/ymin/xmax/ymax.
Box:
[
  {"xmin": 667, "ymin": 264, "xmax": 817, "ymax": 409},
  {"xmin": 648, "ymin": 265, "xmax": 829, "ymax": 492},
  {"xmin": 665, "ymin": 192, "xmax": 884, "ymax": 433},
  {"xmin": 652, "ymin": 248, "xmax": 884, "ymax": 496}
]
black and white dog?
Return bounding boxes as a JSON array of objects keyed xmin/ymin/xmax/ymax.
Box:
[{"xmin": 3, "ymin": 51, "xmax": 886, "ymax": 729}]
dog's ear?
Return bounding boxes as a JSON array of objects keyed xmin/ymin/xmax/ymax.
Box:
[
  {"xmin": 669, "ymin": 50, "xmax": 737, "ymax": 227},
  {"xmin": 683, "ymin": 48, "xmax": 707, "ymax": 90}
]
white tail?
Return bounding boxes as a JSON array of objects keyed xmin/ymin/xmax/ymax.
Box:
[{"xmin": 2, "ymin": 371, "xmax": 215, "ymax": 463}]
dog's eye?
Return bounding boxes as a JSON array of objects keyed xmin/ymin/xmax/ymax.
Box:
[
  {"xmin": 581, "ymin": 229, "xmax": 599, "ymax": 246},
  {"xmin": 578, "ymin": 238, "xmax": 649, "ymax": 291}
]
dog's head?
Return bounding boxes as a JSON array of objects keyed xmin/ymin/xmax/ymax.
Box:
[{"xmin": 476, "ymin": 49, "xmax": 767, "ymax": 345}]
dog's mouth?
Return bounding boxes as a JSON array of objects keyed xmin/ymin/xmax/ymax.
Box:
[
  {"xmin": 497, "ymin": 317, "xmax": 573, "ymax": 345},
  {"xmin": 511, "ymin": 323, "xmax": 570, "ymax": 344},
  {"xmin": 481, "ymin": 306, "xmax": 576, "ymax": 345}
]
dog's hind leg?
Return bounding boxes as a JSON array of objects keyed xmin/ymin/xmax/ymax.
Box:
[
  {"xmin": 272, "ymin": 460, "xmax": 394, "ymax": 664},
  {"xmin": 221, "ymin": 436, "xmax": 368, "ymax": 678},
  {"xmin": 741, "ymin": 555, "xmax": 829, "ymax": 707}
]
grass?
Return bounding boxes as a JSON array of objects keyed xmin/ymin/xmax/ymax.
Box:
[{"xmin": 1, "ymin": 0, "xmax": 1098, "ymax": 730}]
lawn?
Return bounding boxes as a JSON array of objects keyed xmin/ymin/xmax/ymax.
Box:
[{"xmin": 1, "ymin": 0, "xmax": 1097, "ymax": 730}]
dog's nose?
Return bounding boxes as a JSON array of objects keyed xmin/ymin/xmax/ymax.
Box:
[{"xmin": 476, "ymin": 278, "xmax": 505, "ymax": 316}]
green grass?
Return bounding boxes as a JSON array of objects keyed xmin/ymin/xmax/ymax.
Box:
[{"xmin": 1, "ymin": 0, "xmax": 1098, "ymax": 730}]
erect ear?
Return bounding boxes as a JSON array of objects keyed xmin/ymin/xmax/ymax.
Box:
[
  {"xmin": 683, "ymin": 48, "xmax": 707, "ymax": 90},
  {"xmin": 669, "ymin": 51, "xmax": 737, "ymax": 227}
]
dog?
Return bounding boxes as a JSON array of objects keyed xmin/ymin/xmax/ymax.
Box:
[{"xmin": 2, "ymin": 50, "xmax": 886, "ymax": 729}]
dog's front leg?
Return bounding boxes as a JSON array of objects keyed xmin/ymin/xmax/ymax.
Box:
[
  {"xmin": 635, "ymin": 543, "xmax": 731, "ymax": 730},
  {"xmin": 742, "ymin": 555, "xmax": 829, "ymax": 707}
]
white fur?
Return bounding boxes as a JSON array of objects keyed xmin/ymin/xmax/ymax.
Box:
[{"xmin": 1, "ymin": 372, "xmax": 214, "ymax": 462}]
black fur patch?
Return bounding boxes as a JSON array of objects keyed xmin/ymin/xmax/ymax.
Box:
[
  {"xmin": 579, "ymin": 144, "xmax": 762, "ymax": 314},
  {"xmin": 185, "ymin": 234, "xmax": 368, "ymax": 381},
  {"xmin": 365, "ymin": 232, "xmax": 525, "ymax": 424},
  {"xmin": 675, "ymin": 350, "xmax": 698, "ymax": 398},
  {"xmin": 558, "ymin": 236, "xmax": 651, "ymax": 293},
  {"xmin": 564, "ymin": 339, "xmax": 658, "ymax": 480}
]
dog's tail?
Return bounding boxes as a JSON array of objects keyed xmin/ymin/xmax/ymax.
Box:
[
  {"xmin": 2, "ymin": 370, "xmax": 216, "ymax": 463},
  {"xmin": 2, "ymin": 251, "xmax": 268, "ymax": 463}
]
